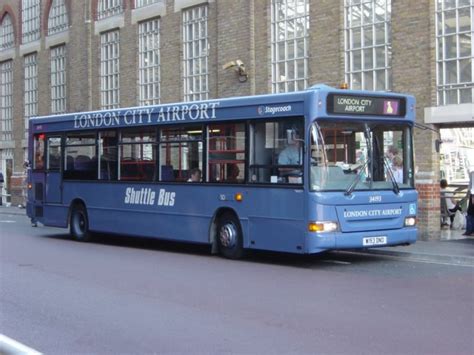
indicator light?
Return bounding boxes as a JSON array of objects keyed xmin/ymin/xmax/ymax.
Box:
[{"xmin": 308, "ymin": 221, "xmax": 338, "ymax": 233}]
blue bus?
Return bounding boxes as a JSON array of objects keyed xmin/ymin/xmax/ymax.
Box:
[{"xmin": 27, "ymin": 84, "xmax": 417, "ymax": 259}]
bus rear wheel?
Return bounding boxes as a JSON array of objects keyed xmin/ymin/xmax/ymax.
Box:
[
  {"xmin": 70, "ymin": 204, "xmax": 92, "ymax": 242},
  {"xmin": 217, "ymin": 212, "xmax": 244, "ymax": 259}
]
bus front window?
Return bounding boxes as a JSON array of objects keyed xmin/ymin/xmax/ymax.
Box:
[{"xmin": 310, "ymin": 121, "xmax": 414, "ymax": 192}]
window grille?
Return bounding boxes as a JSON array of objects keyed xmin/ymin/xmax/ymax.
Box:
[
  {"xmin": 22, "ymin": 0, "xmax": 41, "ymax": 43},
  {"xmin": 135, "ymin": 0, "xmax": 160, "ymax": 8},
  {"xmin": 100, "ymin": 30, "xmax": 120, "ymax": 109},
  {"xmin": 24, "ymin": 53, "xmax": 38, "ymax": 139},
  {"xmin": 48, "ymin": 0, "xmax": 68, "ymax": 35},
  {"xmin": 138, "ymin": 19, "xmax": 160, "ymax": 105},
  {"xmin": 271, "ymin": 0, "xmax": 310, "ymax": 93},
  {"xmin": 51, "ymin": 45, "xmax": 67, "ymax": 113},
  {"xmin": 97, "ymin": 0, "xmax": 123, "ymax": 20},
  {"xmin": 183, "ymin": 5, "xmax": 209, "ymax": 101},
  {"xmin": 435, "ymin": 0, "xmax": 473, "ymax": 105},
  {"xmin": 0, "ymin": 14, "xmax": 15, "ymax": 50},
  {"xmin": 0, "ymin": 61, "xmax": 13, "ymax": 141},
  {"xmin": 344, "ymin": 0, "xmax": 392, "ymax": 91}
]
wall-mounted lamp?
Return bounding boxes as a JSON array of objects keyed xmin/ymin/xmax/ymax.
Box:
[{"xmin": 223, "ymin": 59, "xmax": 248, "ymax": 82}]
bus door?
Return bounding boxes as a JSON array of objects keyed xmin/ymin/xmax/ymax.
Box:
[
  {"xmin": 44, "ymin": 136, "xmax": 62, "ymax": 204},
  {"xmin": 30, "ymin": 134, "xmax": 46, "ymax": 219}
]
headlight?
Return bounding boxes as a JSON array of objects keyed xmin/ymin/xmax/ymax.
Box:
[
  {"xmin": 308, "ymin": 221, "xmax": 339, "ymax": 233},
  {"xmin": 404, "ymin": 217, "xmax": 416, "ymax": 226}
]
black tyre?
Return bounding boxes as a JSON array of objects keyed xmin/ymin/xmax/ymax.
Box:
[
  {"xmin": 70, "ymin": 204, "xmax": 92, "ymax": 242},
  {"xmin": 217, "ymin": 212, "xmax": 244, "ymax": 259}
]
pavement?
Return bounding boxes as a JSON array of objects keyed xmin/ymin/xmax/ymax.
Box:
[{"xmin": 1, "ymin": 204, "xmax": 473, "ymax": 267}]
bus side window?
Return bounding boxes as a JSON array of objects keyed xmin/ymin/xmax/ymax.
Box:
[
  {"xmin": 159, "ymin": 126, "xmax": 203, "ymax": 182},
  {"xmin": 207, "ymin": 123, "xmax": 245, "ymax": 183},
  {"xmin": 47, "ymin": 137, "xmax": 61, "ymax": 171},
  {"xmin": 34, "ymin": 134, "xmax": 45, "ymax": 170},
  {"xmin": 99, "ymin": 131, "xmax": 118, "ymax": 181},
  {"xmin": 64, "ymin": 133, "xmax": 97, "ymax": 180},
  {"xmin": 249, "ymin": 119, "xmax": 304, "ymax": 184}
]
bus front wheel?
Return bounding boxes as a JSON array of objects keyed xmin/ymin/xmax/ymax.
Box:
[
  {"xmin": 217, "ymin": 212, "xmax": 244, "ymax": 259},
  {"xmin": 70, "ymin": 204, "xmax": 92, "ymax": 242}
]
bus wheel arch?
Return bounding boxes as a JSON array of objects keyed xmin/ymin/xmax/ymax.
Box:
[
  {"xmin": 69, "ymin": 199, "xmax": 92, "ymax": 242},
  {"xmin": 210, "ymin": 208, "xmax": 245, "ymax": 259}
]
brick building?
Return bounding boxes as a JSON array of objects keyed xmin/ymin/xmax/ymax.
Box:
[{"xmin": 0, "ymin": 0, "xmax": 472, "ymax": 239}]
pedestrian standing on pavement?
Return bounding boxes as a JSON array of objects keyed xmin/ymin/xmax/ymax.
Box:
[
  {"xmin": 440, "ymin": 179, "xmax": 461, "ymax": 226},
  {"xmin": 463, "ymin": 171, "xmax": 474, "ymax": 236}
]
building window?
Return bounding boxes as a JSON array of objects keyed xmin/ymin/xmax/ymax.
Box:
[
  {"xmin": 344, "ymin": 0, "xmax": 392, "ymax": 91},
  {"xmin": 138, "ymin": 19, "xmax": 160, "ymax": 105},
  {"xmin": 271, "ymin": 0, "xmax": 310, "ymax": 93},
  {"xmin": 48, "ymin": 0, "xmax": 68, "ymax": 35},
  {"xmin": 0, "ymin": 61, "xmax": 13, "ymax": 142},
  {"xmin": 436, "ymin": 0, "xmax": 473, "ymax": 105},
  {"xmin": 183, "ymin": 5, "xmax": 209, "ymax": 102},
  {"xmin": 24, "ymin": 53, "xmax": 38, "ymax": 139},
  {"xmin": 22, "ymin": 0, "xmax": 41, "ymax": 44},
  {"xmin": 0, "ymin": 14, "xmax": 15, "ymax": 50},
  {"xmin": 51, "ymin": 45, "xmax": 67, "ymax": 113},
  {"xmin": 135, "ymin": 0, "xmax": 160, "ymax": 8},
  {"xmin": 100, "ymin": 30, "xmax": 120, "ymax": 109},
  {"xmin": 97, "ymin": 0, "xmax": 123, "ymax": 20}
]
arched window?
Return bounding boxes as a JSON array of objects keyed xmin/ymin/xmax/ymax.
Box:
[
  {"xmin": 0, "ymin": 14, "xmax": 15, "ymax": 50},
  {"xmin": 48, "ymin": 0, "xmax": 68, "ymax": 35},
  {"xmin": 98, "ymin": 0, "xmax": 123, "ymax": 20},
  {"xmin": 22, "ymin": 0, "xmax": 41, "ymax": 43},
  {"xmin": 135, "ymin": 0, "xmax": 160, "ymax": 8}
]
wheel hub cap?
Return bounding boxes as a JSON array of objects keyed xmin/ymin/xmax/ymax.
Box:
[{"xmin": 219, "ymin": 223, "xmax": 237, "ymax": 248}]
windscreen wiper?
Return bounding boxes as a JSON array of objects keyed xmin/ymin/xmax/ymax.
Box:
[
  {"xmin": 383, "ymin": 155, "xmax": 400, "ymax": 195},
  {"xmin": 372, "ymin": 132, "xmax": 400, "ymax": 195},
  {"xmin": 344, "ymin": 159, "xmax": 369, "ymax": 196}
]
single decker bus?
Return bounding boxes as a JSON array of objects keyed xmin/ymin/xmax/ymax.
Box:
[{"xmin": 27, "ymin": 84, "xmax": 417, "ymax": 259}]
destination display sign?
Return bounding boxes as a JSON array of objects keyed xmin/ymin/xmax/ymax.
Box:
[{"xmin": 327, "ymin": 93, "xmax": 406, "ymax": 117}]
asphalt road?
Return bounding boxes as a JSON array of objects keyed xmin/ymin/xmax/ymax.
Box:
[{"xmin": 1, "ymin": 212, "xmax": 473, "ymax": 354}]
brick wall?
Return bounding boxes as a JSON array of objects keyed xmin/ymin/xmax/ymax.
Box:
[{"xmin": 391, "ymin": 0, "xmax": 440, "ymax": 239}]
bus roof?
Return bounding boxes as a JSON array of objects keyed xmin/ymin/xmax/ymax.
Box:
[{"xmin": 30, "ymin": 85, "xmax": 415, "ymax": 133}]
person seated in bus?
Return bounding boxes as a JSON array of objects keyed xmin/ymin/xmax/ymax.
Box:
[
  {"xmin": 226, "ymin": 164, "xmax": 240, "ymax": 183},
  {"xmin": 187, "ymin": 168, "xmax": 201, "ymax": 182},
  {"xmin": 440, "ymin": 179, "xmax": 461, "ymax": 226},
  {"xmin": 278, "ymin": 131, "xmax": 303, "ymax": 181},
  {"xmin": 391, "ymin": 155, "xmax": 403, "ymax": 184}
]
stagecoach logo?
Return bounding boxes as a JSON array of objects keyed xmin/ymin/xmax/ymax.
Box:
[
  {"xmin": 73, "ymin": 102, "xmax": 220, "ymax": 129},
  {"xmin": 124, "ymin": 187, "xmax": 175, "ymax": 207},
  {"xmin": 257, "ymin": 105, "xmax": 292, "ymax": 116}
]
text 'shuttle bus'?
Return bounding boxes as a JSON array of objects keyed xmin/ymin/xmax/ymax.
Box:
[{"xmin": 27, "ymin": 84, "xmax": 417, "ymax": 259}]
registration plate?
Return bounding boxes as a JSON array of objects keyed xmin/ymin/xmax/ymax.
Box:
[{"xmin": 362, "ymin": 236, "xmax": 387, "ymax": 246}]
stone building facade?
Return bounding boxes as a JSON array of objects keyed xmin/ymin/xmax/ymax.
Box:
[{"xmin": 0, "ymin": 0, "xmax": 473, "ymax": 239}]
